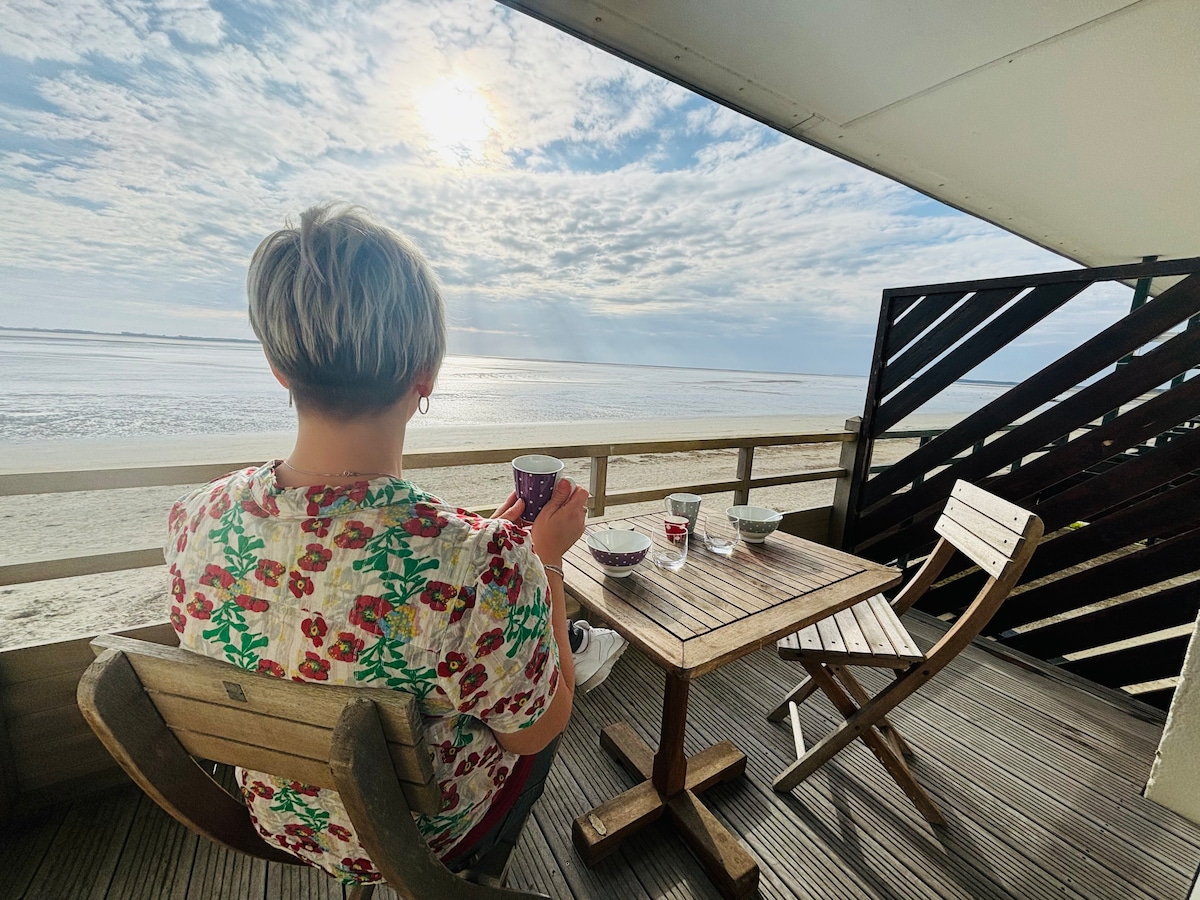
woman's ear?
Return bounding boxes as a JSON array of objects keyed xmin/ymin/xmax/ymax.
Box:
[{"xmin": 268, "ymin": 365, "xmax": 289, "ymax": 389}]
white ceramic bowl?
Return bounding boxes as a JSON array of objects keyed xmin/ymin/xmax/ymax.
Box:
[
  {"xmin": 586, "ymin": 529, "xmax": 652, "ymax": 577},
  {"xmin": 726, "ymin": 505, "xmax": 783, "ymax": 543}
]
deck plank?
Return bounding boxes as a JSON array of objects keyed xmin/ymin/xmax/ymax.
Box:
[{"xmin": 4, "ymin": 615, "xmax": 1200, "ymax": 900}]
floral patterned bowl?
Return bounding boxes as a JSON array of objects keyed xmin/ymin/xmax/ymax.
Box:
[
  {"xmin": 726, "ymin": 505, "xmax": 783, "ymax": 543},
  {"xmin": 586, "ymin": 529, "xmax": 652, "ymax": 578}
]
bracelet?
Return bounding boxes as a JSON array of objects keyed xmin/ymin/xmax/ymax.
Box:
[{"xmin": 543, "ymin": 564, "xmax": 565, "ymax": 579}]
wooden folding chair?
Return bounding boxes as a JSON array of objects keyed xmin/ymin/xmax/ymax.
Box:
[
  {"xmin": 77, "ymin": 634, "xmax": 548, "ymax": 900},
  {"xmin": 766, "ymin": 480, "xmax": 1043, "ymax": 824}
]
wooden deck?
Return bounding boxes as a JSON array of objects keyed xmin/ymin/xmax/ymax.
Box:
[{"xmin": 4, "ymin": 612, "xmax": 1199, "ymax": 900}]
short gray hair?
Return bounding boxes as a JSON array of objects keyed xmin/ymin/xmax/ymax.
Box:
[{"xmin": 247, "ymin": 202, "xmax": 446, "ymax": 419}]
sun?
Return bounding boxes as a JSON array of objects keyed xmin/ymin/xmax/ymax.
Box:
[{"xmin": 417, "ymin": 77, "xmax": 494, "ymax": 166}]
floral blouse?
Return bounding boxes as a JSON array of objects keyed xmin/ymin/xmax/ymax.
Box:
[{"xmin": 164, "ymin": 463, "xmax": 560, "ymax": 884}]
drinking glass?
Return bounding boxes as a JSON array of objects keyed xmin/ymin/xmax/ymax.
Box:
[
  {"xmin": 652, "ymin": 516, "xmax": 689, "ymax": 571},
  {"xmin": 698, "ymin": 514, "xmax": 739, "ymax": 556}
]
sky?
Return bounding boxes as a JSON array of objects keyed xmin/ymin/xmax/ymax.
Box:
[{"xmin": 0, "ymin": 0, "xmax": 1133, "ymax": 378}]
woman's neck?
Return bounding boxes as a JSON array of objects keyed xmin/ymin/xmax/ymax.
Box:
[{"xmin": 277, "ymin": 407, "xmax": 409, "ymax": 488}]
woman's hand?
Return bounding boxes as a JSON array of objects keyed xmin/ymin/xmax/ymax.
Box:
[
  {"xmin": 494, "ymin": 491, "xmax": 525, "ymax": 524},
  {"xmin": 531, "ymin": 477, "xmax": 589, "ymax": 565}
]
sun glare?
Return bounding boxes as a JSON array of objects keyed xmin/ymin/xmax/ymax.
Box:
[{"xmin": 417, "ymin": 77, "xmax": 493, "ymax": 166}]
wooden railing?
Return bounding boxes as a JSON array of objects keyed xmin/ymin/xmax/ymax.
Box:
[{"xmin": 0, "ymin": 426, "xmax": 940, "ymax": 590}]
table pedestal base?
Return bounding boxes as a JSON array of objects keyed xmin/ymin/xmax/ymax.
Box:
[{"xmin": 571, "ymin": 721, "xmax": 759, "ymax": 899}]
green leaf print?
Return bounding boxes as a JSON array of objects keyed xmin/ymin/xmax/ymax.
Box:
[
  {"xmin": 201, "ymin": 600, "xmax": 249, "ymax": 650},
  {"xmin": 504, "ymin": 585, "xmax": 549, "ymax": 658},
  {"xmin": 228, "ymin": 630, "xmax": 268, "ymax": 669}
]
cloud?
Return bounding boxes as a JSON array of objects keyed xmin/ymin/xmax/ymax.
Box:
[{"xmin": 0, "ymin": 0, "xmax": 1076, "ymax": 376}]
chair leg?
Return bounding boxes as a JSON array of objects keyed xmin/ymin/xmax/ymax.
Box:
[
  {"xmin": 347, "ymin": 884, "xmax": 377, "ymax": 900},
  {"xmin": 830, "ymin": 666, "xmax": 915, "ymax": 758},
  {"xmin": 774, "ymin": 665, "xmax": 946, "ymax": 826},
  {"xmin": 766, "ymin": 674, "xmax": 820, "ymax": 722}
]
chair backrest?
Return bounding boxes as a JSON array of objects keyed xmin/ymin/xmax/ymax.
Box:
[
  {"xmin": 889, "ymin": 480, "xmax": 1042, "ymax": 668},
  {"xmin": 79, "ymin": 635, "xmax": 547, "ymax": 899},
  {"xmin": 83, "ymin": 633, "xmax": 441, "ymax": 813}
]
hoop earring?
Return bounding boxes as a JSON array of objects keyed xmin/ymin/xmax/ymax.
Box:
[{"xmin": 418, "ymin": 395, "xmax": 430, "ymax": 415}]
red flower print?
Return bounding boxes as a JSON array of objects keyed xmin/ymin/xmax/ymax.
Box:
[
  {"xmin": 508, "ymin": 691, "xmax": 532, "ymax": 714},
  {"xmin": 295, "ymin": 837, "xmax": 323, "ymax": 855},
  {"xmin": 304, "ymin": 485, "xmax": 346, "ymax": 516},
  {"xmin": 290, "ymin": 781, "xmax": 321, "ymax": 796},
  {"xmin": 189, "ymin": 506, "xmax": 206, "ymax": 532},
  {"xmin": 235, "ymin": 593, "xmax": 269, "ymax": 613},
  {"xmin": 254, "ymin": 558, "xmax": 285, "ymax": 587},
  {"xmin": 289, "ymin": 570, "xmax": 314, "ymax": 598},
  {"xmin": 440, "ymin": 782, "xmax": 460, "ymax": 812},
  {"xmin": 302, "ymin": 517, "xmax": 331, "ymax": 537},
  {"xmin": 328, "ymin": 631, "xmax": 364, "ymax": 663},
  {"xmin": 481, "ymin": 555, "xmax": 514, "ymax": 590},
  {"xmin": 168, "ymin": 503, "xmax": 187, "ymax": 534},
  {"xmin": 301, "ymin": 614, "xmax": 328, "ymax": 647},
  {"xmin": 328, "ymin": 824, "xmax": 352, "ymax": 841},
  {"xmin": 481, "ymin": 695, "xmax": 510, "ymax": 721},
  {"xmin": 342, "ymin": 857, "xmax": 381, "ymax": 879},
  {"xmin": 460, "ymin": 663, "xmax": 488, "ymax": 696},
  {"xmin": 298, "ymin": 652, "xmax": 330, "ymax": 681},
  {"xmin": 494, "ymin": 765, "xmax": 510, "ymax": 788},
  {"xmin": 296, "ymin": 543, "xmax": 332, "ymax": 572},
  {"xmin": 458, "ymin": 693, "xmax": 486, "ymax": 714},
  {"xmin": 455, "ymin": 751, "xmax": 481, "ymax": 777},
  {"xmin": 256, "ymin": 659, "xmax": 285, "ymax": 678},
  {"xmin": 186, "ymin": 592, "xmax": 213, "ymax": 619},
  {"xmin": 438, "ymin": 651, "xmax": 468, "ymax": 678},
  {"xmin": 175, "ymin": 531, "xmax": 188, "ymax": 552},
  {"xmin": 506, "ymin": 568, "xmax": 524, "ymax": 605},
  {"xmin": 436, "ymin": 740, "xmax": 461, "ymax": 764},
  {"xmin": 349, "ymin": 595, "xmax": 391, "ymax": 636},
  {"xmin": 525, "ymin": 640, "xmax": 550, "ymax": 681},
  {"xmin": 475, "ymin": 628, "xmax": 503, "ymax": 658},
  {"xmin": 208, "ymin": 493, "xmax": 231, "ymax": 518},
  {"xmin": 419, "ymin": 581, "xmax": 456, "ymax": 612},
  {"xmin": 525, "ymin": 695, "xmax": 547, "ymax": 717},
  {"xmin": 450, "ymin": 586, "xmax": 475, "ymax": 624},
  {"xmin": 170, "ymin": 571, "xmax": 186, "ymax": 603},
  {"xmin": 346, "ymin": 482, "xmax": 370, "ymax": 504},
  {"xmin": 200, "ymin": 564, "xmax": 234, "ymax": 590},
  {"xmin": 333, "ymin": 520, "xmax": 373, "ymax": 549},
  {"xmin": 487, "ymin": 524, "xmax": 527, "ymax": 554},
  {"xmin": 247, "ymin": 780, "xmax": 274, "ymax": 799},
  {"xmin": 240, "ymin": 498, "xmax": 270, "ymax": 518},
  {"xmin": 402, "ymin": 503, "xmax": 449, "ymax": 538},
  {"xmin": 549, "ymin": 666, "xmax": 560, "ymax": 694},
  {"xmin": 284, "ymin": 823, "xmax": 314, "ymax": 837},
  {"xmin": 169, "ymin": 605, "xmax": 186, "ymax": 633},
  {"xmin": 457, "ymin": 508, "xmax": 486, "ymax": 530}
]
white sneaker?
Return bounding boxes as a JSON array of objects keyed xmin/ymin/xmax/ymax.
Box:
[{"xmin": 571, "ymin": 621, "xmax": 629, "ymax": 693}]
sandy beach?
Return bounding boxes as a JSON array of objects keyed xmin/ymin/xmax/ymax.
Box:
[{"xmin": 0, "ymin": 413, "xmax": 960, "ymax": 649}]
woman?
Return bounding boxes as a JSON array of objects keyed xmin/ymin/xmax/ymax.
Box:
[{"xmin": 164, "ymin": 203, "xmax": 627, "ymax": 885}]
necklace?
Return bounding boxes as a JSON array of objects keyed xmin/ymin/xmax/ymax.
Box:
[{"xmin": 279, "ymin": 459, "xmax": 398, "ymax": 481}]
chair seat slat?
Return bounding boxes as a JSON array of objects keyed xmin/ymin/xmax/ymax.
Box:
[
  {"xmin": 866, "ymin": 594, "xmax": 923, "ymax": 660},
  {"xmin": 797, "ymin": 624, "xmax": 822, "ymax": 652},
  {"xmin": 833, "ymin": 608, "xmax": 871, "ymax": 655},
  {"xmin": 851, "ymin": 598, "xmax": 898, "ymax": 655},
  {"xmin": 816, "ymin": 616, "xmax": 846, "ymax": 654}
]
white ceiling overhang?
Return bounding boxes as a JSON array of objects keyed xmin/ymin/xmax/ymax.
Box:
[{"xmin": 500, "ymin": 0, "xmax": 1200, "ymax": 277}]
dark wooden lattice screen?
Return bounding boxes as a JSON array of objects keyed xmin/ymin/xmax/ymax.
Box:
[{"xmin": 845, "ymin": 256, "xmax": 1200, "ymax": 709}]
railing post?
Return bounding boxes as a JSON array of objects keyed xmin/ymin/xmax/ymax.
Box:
[
  {"xmin": 589, "ymin": 455, "xmax": 608, "ymax": 518},
  {"xmin": 734, "ymin": 447, "xmax": 755, "ymax": 507},
  {"xmin": 828, "ymin": 417, "xmax": 861, "ymax": 549}
]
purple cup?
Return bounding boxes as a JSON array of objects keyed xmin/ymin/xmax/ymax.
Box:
[{"xmin": 512, "ymin": 455, "xmax": 565, "ymax": 522}]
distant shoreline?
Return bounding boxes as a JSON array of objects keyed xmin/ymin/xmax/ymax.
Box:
[{"xmin": 0, "ymin": 326, "xmax": 1022, "ymax": 386}]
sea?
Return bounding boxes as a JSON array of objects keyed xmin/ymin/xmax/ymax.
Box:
[{"xmin": 0, "ymin": 330, "xmax": 1012, "ymax": 442}]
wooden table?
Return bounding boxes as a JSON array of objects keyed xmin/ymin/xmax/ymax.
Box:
[{"xmin": 563, "ymin": 513, "xmax": 901, "ymax": 899}]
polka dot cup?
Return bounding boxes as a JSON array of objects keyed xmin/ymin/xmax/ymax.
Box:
[{"xmin": 512, "ymin": 455, "xmax": 565, "ymax": 522}]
